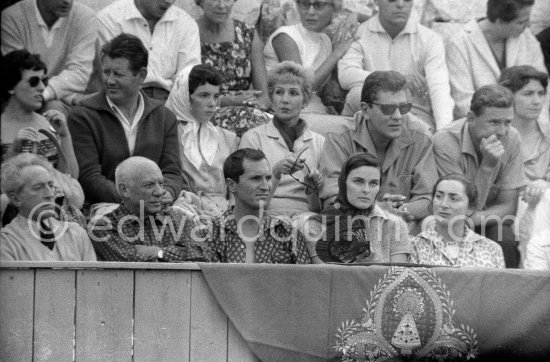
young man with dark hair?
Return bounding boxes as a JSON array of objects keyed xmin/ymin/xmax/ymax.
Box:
[
  {"xmin": 433, "ymin": 84, "xmax": 527, "ymax": 268},
  {"xmin": 68, "ymin": 33, "xmax": 183, "ymax": 208},
  {"xmin": 319, "ymin": 70, "xmax": 437, "ymax": 226},
  {"xmin": 206, "ymin": 148, "xmax": 317, "ymax": 264}
]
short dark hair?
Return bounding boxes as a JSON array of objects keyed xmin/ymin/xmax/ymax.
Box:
[
  {"xmin": 487, "ymin": 0, "xmax": 534, "ymax": 22},
  {"xmin": 101, "ymin": 33, "xmax": 148, "ymax": 73},
  {"xmin": 338, "ymin": 153, "xmax": 382, "ymax": 203},
  {"xmin": 433, "ymin": 174, "xmax": 478, "ymax": 210},
  {"xmin": 360, "ymin": 70, "xmax": 407, "ymax": 104},
  {"xmin": 1, "ymin": 49, "xmax": 47, "ymax": 102},
  {"xmin": 470, "ymin": 84, "xmax": 513, "ymax": 116},
  {"xmin": 223, "ymin": 148, "xmax": 267, "ymax": 183},
  {"xmin": 188, "ymin": 64, "xmax": 224, "ymax": 95},
  {"xmin": 499, "ymin": 65, "xmax": 548, "ymax": 93}
]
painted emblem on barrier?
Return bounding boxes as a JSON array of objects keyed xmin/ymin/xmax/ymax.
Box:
[{"xmin": 334, "ymin": 267, "xmax": 478, "ymax": 361}]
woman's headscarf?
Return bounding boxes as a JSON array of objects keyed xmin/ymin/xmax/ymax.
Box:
[
  {"xmin": 314, "ymin": 153, "xmax": 381, "ymax": 263},
  {"xmin": 166, "ymin": 66, "xmax": 219, "ymax": 170}
]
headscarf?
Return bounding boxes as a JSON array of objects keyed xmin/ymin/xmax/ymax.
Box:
[
  {"xmin": 166, "ymin": 66, "xmax": 219, "ymax": 170},
  {"xmin": 314, "ymin": 153, "xmax": 381, "ymax": 263}
]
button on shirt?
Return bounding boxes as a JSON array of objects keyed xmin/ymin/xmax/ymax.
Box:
[
  {"xmin": 106, "ymin": 93, "xmax": 144, "ymax": 155},
  {"xmin": 97, "ymin": 0, "xmax": 201, "ymax": 91}
]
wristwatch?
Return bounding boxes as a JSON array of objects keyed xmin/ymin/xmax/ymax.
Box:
[{"xmin": 157, "ymin": 249, "xmax": 165, "ymax": 261}]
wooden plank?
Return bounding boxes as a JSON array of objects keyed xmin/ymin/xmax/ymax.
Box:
[
  {"xmin": 33, "ymin": 269, "xmax": 76, "ymax": 362},
  {"xmin": 75, "ymin": 269, "xmax": 133, "ymax": 362},
  {"xmin": 0, "ymin": 269, "xmax": 35, "ymax": 362},
  {"xmin": 133, "ymin": 270, "xmax": 192, "ymax": 361},
  {"xmin": 0, "ymin": 261, "xmax": 202, "ymax": 270},
  {"xmin": 189, "ymin": 271, "xmax": 227, "ymax": 361},
  {"xmin": 227, "ymin": 319, "xmax": 260, "ymax": 362}
]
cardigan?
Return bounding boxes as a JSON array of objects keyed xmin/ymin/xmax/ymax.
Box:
[
  {"xmin": 68, "ymin": 91, "xmax": 184, "ymax": 204},
  {"xmin": 1, "ymin": 0, "xmax": 97, "ymax": 104}
]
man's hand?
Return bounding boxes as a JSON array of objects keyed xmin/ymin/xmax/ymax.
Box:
[
  {"xmin": 134, "ymin": 245, "xmax": 161, "ymax": 258},
  {"xmin": 43, "ymin": 109, "xmax": 69, "ymax": 137},
  {"xmin": 480, "ymin": 134, "xmax": 505, "ymax": 168},
  {"xmin": 523, "ymin": 179, "xmax": 549, "ymax": 207},
  {"xmin": 379, "ymin": 194, "xmax": 414, "ymax": 221}
]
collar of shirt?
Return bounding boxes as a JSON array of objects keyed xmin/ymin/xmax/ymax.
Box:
[
  {"xmin": 123, "ymin": 0, "xmax": 178, "ymax": 24},
  {"xmin": 219, "ymin": 209, "xmax": 292, "ymax": 242},
  {"xmin": 111, "ymin": 203, "xmax": 171, "ymax": 227},
  {"xmin": 33, "ymin": 0, "xmax": 65, "ymax": 47},
  {"xmin": 14, "ymin": 214, "xmax": 66, "ymax": 242},
  {"xmin": 106, "ymin": 92, "xmax": 145, "ymax": 128},
  {"xmin": 369, "ymin": 15, "xmax": 418, "ymax": 36},
  {"xmin": 424, "ymin": 225, "xmax": 482, "ymax": 258}
]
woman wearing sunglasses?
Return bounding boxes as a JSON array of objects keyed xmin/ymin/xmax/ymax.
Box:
[
  {"xmin": 240, "ymin": 61, "xmax": 324, "ymax": 223},
  {"xmin": 1, "ymin": 50, "xmax": 83, "ymax": 226},
  {"xmin": 312, "ymin": 153, "xmax": 410, "ymax": 264},
  {"xmin": 264, "ymin": 0, "xmax": 356, "ymax": 114}
]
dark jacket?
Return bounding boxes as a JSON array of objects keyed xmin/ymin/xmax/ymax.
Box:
[{"xmin": 68, "ymin": 91, "xmax": 184, "ymax": 204}]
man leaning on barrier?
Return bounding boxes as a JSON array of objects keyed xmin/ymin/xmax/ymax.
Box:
[
  {"xmin": 89, "ymin": 156, "xmax": 212, "ymax": 262},
  {"xmin": 433, "ymin": 84, "xmax": 527, "ymax": 268},
  {"xmin": 0, "ymin": 153, "xmax": 96, "ymax": 261}
]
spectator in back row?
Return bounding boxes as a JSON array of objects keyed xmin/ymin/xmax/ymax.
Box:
[
  {"xmin": 433, "ymin": 84, "xmax": 526, "ymax": 268},
  {"xmin": 90, "ymin": 157, "xmax": 211, "ymax": 262},
  {"xmin": 446, "ymin": 0, "xmax": 548, "ymax": 122},
  {"xmin": 338, "ymin": 0, "xmax": 454, "ymax": 130},
  {"xmin": 1, "ymin": 0, "xmax": 97, "ymax": 112},
  {"xmin": 97, "ymin": 0, "xmax": 201, "ymax": 101},
  {"xmin": 0, "ymin": 154, "xmax": 96, "ymax": 261},
  {"xmin": 68, "ymin": 33, "xmax": 183, "ymax": 208},
  {"xmin": 319, "ymin": 70, "xmax": 437, "ymax": 227}
]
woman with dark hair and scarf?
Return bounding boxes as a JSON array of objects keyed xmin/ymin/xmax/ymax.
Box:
[
  {"xmin": 311, "ymin": 153, "xmax": 410, "ymax": 264},
  {"xmin": 240, "ymin": 61, "xmax": 324, "ymax": 226}
]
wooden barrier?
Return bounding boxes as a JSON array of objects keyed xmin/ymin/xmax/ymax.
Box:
[{"xmin": 0, "ymin": 262, "xmax": 259, "ymax": 362}]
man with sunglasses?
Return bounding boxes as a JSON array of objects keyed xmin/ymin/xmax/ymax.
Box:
[
  {"xmin": 432, "ymin": 84, "xmax": 526, "ymax": 268},
  {"xmin": 319, "ymin": 71, "xmax": 437, "ymax": 227},
  {"xmin": 2, "ymin": 0, "xmax": 97, "ymax": 111},
  {"xmin": 337, "ymin": 0, "xmax": 454, "ymax": 131}
]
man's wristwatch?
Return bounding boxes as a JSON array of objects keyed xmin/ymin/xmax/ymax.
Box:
[{"xmin": 157, "ymin": 249, "xmax": 165, "ymax": 261}]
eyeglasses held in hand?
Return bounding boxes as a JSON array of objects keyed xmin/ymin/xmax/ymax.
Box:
[
  {"xmin": 27, "ymin": 76, "xmax": 49, "ymax": 88},
  {"xmin": 371, "ymin": 102, "xmax": 412, "ymax": 116},
  {"xmin": 289, "ymin": 159, "xmax": 320, "ymax": 192},
  {"xmin": 296, "ymin": 0, "xmax": 331, "ymax": 11}
]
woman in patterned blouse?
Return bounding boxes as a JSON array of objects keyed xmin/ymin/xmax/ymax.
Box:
[
  {"xmin": 195, "ymin": 0, "xmax": 271, "ymax": 137},
  {"xmin": 410, "ymin": 174, "xmax": 505, "ymax": 268}
]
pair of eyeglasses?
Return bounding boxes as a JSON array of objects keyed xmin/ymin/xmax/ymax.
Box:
[
  {"xmin": 27, "ymin": 76, "xmax": 48, "ymax": 88},
  {"xmin": 296, "ymin": 0, "xmax": 331, "ymax": 11},
  {"xmin": 371, "ymin": 102, "xmax": 412, "ymax": 115},
  {"xmin": 289, "ymin": 160, "xmax": 320, "ymax": 192}
]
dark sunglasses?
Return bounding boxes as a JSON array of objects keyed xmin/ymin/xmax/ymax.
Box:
[
  {"xmin": 296, "ymin": 0, "xmax": 331, "ymax": 11},
  {"xmin": 371, "ymin": 102, "xmax": 412, "ymax": 116},
  {"xmin": 27, "ymin": 76, "xmax": 49, "ymax": 88}
]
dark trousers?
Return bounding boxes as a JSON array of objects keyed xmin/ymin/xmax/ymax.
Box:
[{"xmin": 475, "ymin": 223, "xmax": 520, "ymax": 268}]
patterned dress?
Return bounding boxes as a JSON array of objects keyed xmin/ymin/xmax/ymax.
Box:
[
  {"xmin": 410, "ymin": 225, "xmax": 506, "ymax": 268},
  {"xmin": 201, "ymin": 20, "xmax": 269, "ymax": 137}
]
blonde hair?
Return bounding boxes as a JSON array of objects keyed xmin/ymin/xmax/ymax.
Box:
[{"xmin": 267, "ymin": 61, "xmax": 314, "ymax": 105}]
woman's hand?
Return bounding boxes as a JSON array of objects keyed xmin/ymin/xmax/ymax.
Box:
[
  {"xmin": 523, "ymin": 179, "xmax": 549, "ymax": 207},
  {"xmin": 43, "ymin": 109, "xmax": 69, "ymax": 137},
  {"xmin": 15, "ymin": 127, "xmax": 41, "ymax": 143},
  {"xmin": 304, "ymin": 169, "xmax": 324, "ymax": 190},
  {"xmin": 272, "ymin": 154, "xmax": 305, "ymax": 179}
]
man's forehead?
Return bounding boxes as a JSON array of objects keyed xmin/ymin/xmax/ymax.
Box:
[
  {"xmin": 242, "ymin": 158, "xmax": 270, "ymax": 176},
  {"xmin": 375, "ymin": 89, "xmax": 407, "ymax": 102},
  {"xmin": 477, "ymin": 106, "xmax": 514, "ymax": 121}
]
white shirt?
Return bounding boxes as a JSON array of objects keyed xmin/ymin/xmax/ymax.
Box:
[
  {"xmin": 338, "ymin": 16, "xmax": 454, "ymax": 129},
  {"xmin": 97, "ymin": 0, "xmax": 201, "ymax": 91},
  {"xmin": 524, "ymin": 189, "xmax": 550, "ymax": 270},
  {"xmin": 33, "ymin": 0, "xmax": 64, "ymax": 47},
  {"xmin": 106, "ymin": 93, "xmax": 145, "ymax": 156}
]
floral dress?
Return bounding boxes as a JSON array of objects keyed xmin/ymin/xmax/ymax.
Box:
[{"xmin": 201, "ymin": 20, "xmax": 269, "ymax": 137}]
